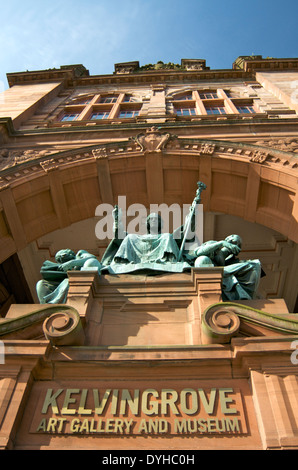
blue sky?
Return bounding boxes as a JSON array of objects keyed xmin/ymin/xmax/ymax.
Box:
[{"xmin": 0, "ymin": 0, "xmax": 297, "ymax": 90}]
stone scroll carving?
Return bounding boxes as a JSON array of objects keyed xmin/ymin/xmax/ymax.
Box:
[
  {"xmin": 0, "ymin": 305, "xmax": 84, "ymax": 346},
  {"xmin": 202, "ymin": 302, "xmax": 298, "ymax": 344},
  {"xmin": 42, "ymin": 308, "xmax": 85, "ymax": 346}
]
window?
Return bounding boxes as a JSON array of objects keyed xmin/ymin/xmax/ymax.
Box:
[
  {"xmin": 118, "ymin": 110, "xmax": 140, "ymax": 118},
  {"xmin": 123, "ymin": 95, "xmax": 136, "ymax": 102},
  {"xmin": 100, "ymin": 96, "xmax": 118, "ymax": 103},
  {"xmin": 61, "ymin": 113, "xmax": 79, "ymax": 121},
  {"xmin": 91, "ymin": 111, "xmax": 110, "ymax": 120},
  {"xmin": 205, "ymin": 106, "xmax": 226, "ymax": 115},
  {"xmin": 175, "ymin": 107, "xmax": 196, "ymax": 116},
  {"xmin": 199, "ymin": 92, "xmax": 218, "ymax": 99},
  {"xmin": 236, "ymin": 105, "xmax": 255, "ymax": 114},
  {"xmin": 174, "ymin": 93, "xmax": 193, "ymax": 101}
]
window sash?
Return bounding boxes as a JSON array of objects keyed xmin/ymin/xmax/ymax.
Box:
[
  {"xmin": 236, "ymin": 105, "xmax": 255, "ymax": 114},
  {"xmin": 61, "ymin": 113, "xmax": 79, "ymax": 121},
  {"xmin": 176, "ymin": 107, "xmax": 196, "ymax": 116},
  {"xmin": 205, "ymin": 106, "xmax": 226, "ymax": 115},
  {"xmin": 90, "ymin": 111, "xmax": 110, "ymax": 120},
  {"xmin": 118, "ymin": 110, "xmax": 139, "ymax": 118}
]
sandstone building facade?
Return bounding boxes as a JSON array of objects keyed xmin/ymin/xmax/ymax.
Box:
[{"xmin": 0, "ymin": 56, "xmax": 297, "ymax": 450}]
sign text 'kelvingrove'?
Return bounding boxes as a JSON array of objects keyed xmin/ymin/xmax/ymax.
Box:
[{"xmin": 31, "ymin": 385, "xmax": 247, "ymax": 436}]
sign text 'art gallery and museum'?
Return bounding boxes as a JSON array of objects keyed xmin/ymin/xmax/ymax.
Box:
[{"xmin": 31, "ymin": 385, "xmax": 248, "ymax": 436}]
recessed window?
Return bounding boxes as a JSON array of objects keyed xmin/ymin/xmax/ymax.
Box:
[
  {"xmin": 61, "ymin": 113, "xmax": 79, "ymax": 121},
  {"xmin": 123, "ymin": 95, "xmax": 135, "ymax": 102},
  {"xmin": 100, "ymin": 96, "xmax": 118, "ymax": 103},
  {"xmin": 91, "ymin": 111, "xmax": 110, "ymax": 120},
  {"xmin": 236, "ymin": 105, "xmax": 255, "ymax": 114},
  {"xmin": 199, "ymin": 92, "xmax": 218, "ymax": 99},
  {"xmin": 174, "ymin": 93, "xmax": 193, "ymax": 101},
  {"xmin": 175, "ymin": 107, "xmax": 196, "ymax": 116},
  {"xmin": 205, "ymin": 106, "xmax": 226, "ymax": 115},
  {"xmin": 118, "ymin": 110, "xmax": 139, "ymax": 118}
]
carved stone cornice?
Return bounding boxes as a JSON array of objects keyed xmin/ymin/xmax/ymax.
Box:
[{"xmin": 0, "ymin": 135, "xmax": 297, "ymax": 190}]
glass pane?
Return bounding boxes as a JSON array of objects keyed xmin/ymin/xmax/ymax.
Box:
[{"xmin": 61, "ymin": 113, "xmax": 78, "ymax": 121}]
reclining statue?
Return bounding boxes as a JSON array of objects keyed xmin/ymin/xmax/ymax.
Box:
[
  {"xmin": 36, "ymin": 249, "xmax": 101, "ymax": 304},
  {"xmin": 194, "ymin": 234, "xmax": 262, "ymax": 300}
]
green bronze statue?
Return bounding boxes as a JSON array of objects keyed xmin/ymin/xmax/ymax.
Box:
[
  {"xmin": 36, "ymin": 181, "xmax": 262, "ymax": 304},
  {"xmin": 194, "ymin": 234, "xmax": 262, "ymax": 300},
  {"xmin": 36, "ymin": 249, "xmax": 101, "ymax": 303},
  {"xmin": 100, "ymin": 182, "xmax": 206, "ymax": 275}
]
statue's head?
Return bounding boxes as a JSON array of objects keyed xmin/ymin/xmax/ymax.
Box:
[
  {"xmin": 146, "ymin": 213, "xmax": 163, "ymax": 234},
  {"xmin": 225, "ymin": 234, "xmax": 242, "ymax": 249},
  {"xmin": 55, "ymin": 249, "xmax": 76, "ymax": 263}
]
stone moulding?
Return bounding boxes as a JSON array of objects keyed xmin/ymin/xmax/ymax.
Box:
[
  {"xmin": 202, "ymin": 302, "xmax": 298, "ymax": 344},
  {"xmin": 0, "ymin": 305, "xmax": 84, "ymax": 346}
]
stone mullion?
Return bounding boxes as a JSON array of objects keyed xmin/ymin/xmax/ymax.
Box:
[
  {"xmin": 77, "ymin": 94, "xmax": 101, "ymax": 121},
  {"xmin": 109, "ymin": 93, "xmax": 125, "ymax": 119},
  {"xmin": 193, "ymin": 91, "xmax": 207, "ymax": 115},
  {"xmin": 217, "ymin": 89, "xmax": 239, "ymax": 114}
]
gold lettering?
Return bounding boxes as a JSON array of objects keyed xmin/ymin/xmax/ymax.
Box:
[
  {"xmin": 141, "ymin": 389, "xmax": 159, "ymax": 415},
  {"xmin": 79, "ymin": 418, "xmax": 89, "ymax": 432},
  {"xmin": 110, "ymin": 390, "xmax": 119, "ymax": 415},
  {"xmin": 78, "ymin": 389, "xmax": 92, "ymax": 415},
  {"xmin": 197, "ymin": 418, "xmax": 207, "ymax": 432},
  {"xmin": 70, "ymin": 418, "xmax": 80, "ymax": 432},
  {"xmin": 198, "ymin": 388, "xmax": 217, "ymax": 414},
  {"xmin": 161, "ymin": 389, "xmax": 179, "ymax": 415},
  {"xmin": 106, "ymin": 419, "xmax": 115, "ymax": 433},
  {"xmin": 119, "ymin": 389, "xmax": 139, "ymax": 415},
  {"xmin": 89, "ymin": 419, "xmax": 97, "ymax": 432},
  {"xmin": 93, "ymin": 389, "xmax": 111, "ymax": 415},
  {"xmin": 124, "ymin": 418, "xmax": 134, "ymax": 433},
  {"xmin": 174, "ymin": 419, "xmax": 187, "ymax": 433},
  {"xmin": 219, "ymin": 388, "xmax": 237, "ymax": 414},
  {"xmin": 226, "ymin": 417, "xmax": 240, "ymax": 432},
  {"xmin": 36, "ymin": 418, "xmax": 47, "ymax": 432},
  {"xmin": 180, "ymin": 389, "xmax": 198, "ymax": 415},
  {"xmin": 61, "ymin": 389, "xmax": 80, "ymax": 415},
  {"xmin": 41, "ymin": 388, "xmax": 63, "ymax": 414},
  {"xmin": 47, "ymin": 417, "xmax": 57, "ymax": 432},
  {"xmin": 96, "ymin": 419, "xmax": 105, "ymax": 433},
  {"xmin": 114, "ymin": 418, "xmax": 124, "ymax": 433},
  {"xmin": 57, "ymin": 418, "xmax": 67, "ymax": 432},
  {"xmin": 138, "ymin": 418, "xmax": 148, "ymax": 433},
  {"xmin": 187, "ymin": 419, "xmax": 197, "ymax": 433},
  {"xmin": 207, "ymin": 418, "xmax": 217, "ymax": 432}
]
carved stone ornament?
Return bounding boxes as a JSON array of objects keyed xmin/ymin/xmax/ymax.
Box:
[
  {"xmin": 250, "ymin": 150, "xmax": 269, "ymax": 163},
  {"xmin": 43, "ymin": 308, "xmax": 85, "ymax": 346},
  {"xmin": 92, "ymin": 147, "xmax": 108, "ymax": 159},
  {"xmin": 0, "ymin": 148, "xmax": 54, "ymax": 171},
  {"xmin": 131, "ymin": 126, "xmax": 176, "ymax": 153},
  {"xmin": 202, "ymin": 302, "xmax": 298, "ymax": 344},
  {"xmin": 0, "ymin": 304, "xmax": 84, "ymax": 346},
  {"xmin": 255, "ymin": 138, "xmax": 298, "ymax": 153}
]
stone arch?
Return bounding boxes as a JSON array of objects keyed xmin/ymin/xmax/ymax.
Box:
[{"xmin": 0, "ymin": 137, "xmax": 296, "ymax": 268}]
